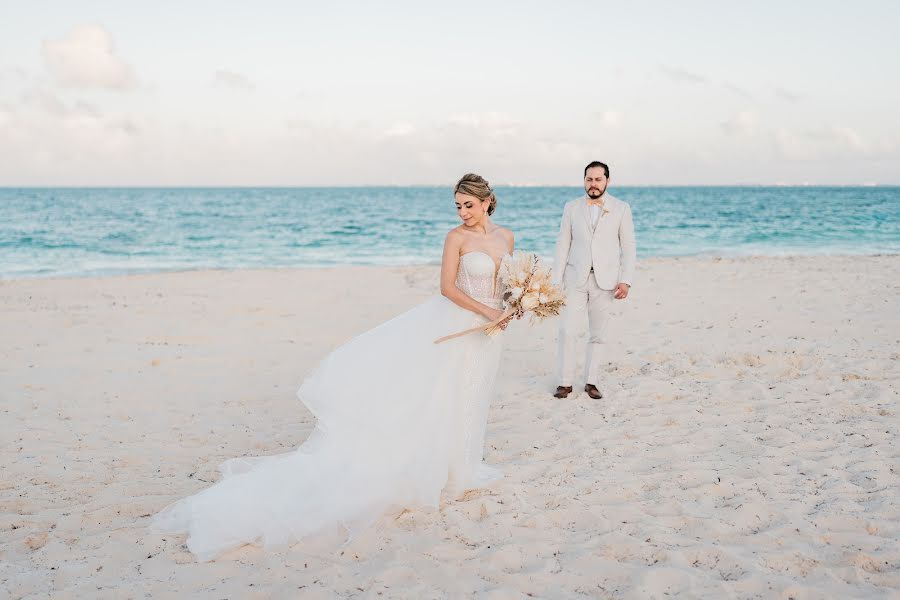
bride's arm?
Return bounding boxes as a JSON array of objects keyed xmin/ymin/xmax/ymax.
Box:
[{"xmin": 440, "ymin": 230, "xmax": 504, "ymax": 320}]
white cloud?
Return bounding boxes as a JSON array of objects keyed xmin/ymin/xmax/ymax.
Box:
[
  {"xmin": 721, "ymin": 111, "xmax": 758, "ymax": 136},
  {"xmin": 383, "ymin": 121, "xmax": 415, "ymax": 137},
  {"xmin": 659, "ymin": 66, "xmax": 707, "ymax": 84},
  {"xmin": 21, "ymin": 87, "xmax": 68, "ymax": 115},
  {"xmin": 0, "ymin": 89, "xmax": 143, "ymax": 183},
  {"xmin": 722, "ymin": 82, "xmax": 753, "ymax": 99},
  {"xmin": 42, "ymin": 25, "xmax": 136, "ymax": 90},
  {"xmin": 261, "ymin": 112, "xmax": 587, "ymax": 185},
  {"xmin": 0, "ymin": 67, "xmax": 29, "ymax": 85},
  {"xmin": 772, "ymin": 125, "xmax": 870, "ymax": 161},
  {"xmin": 446, "ymin": 112, "xmax": 519, "ymax": 141},
  {"xmin": 774, "ymin": 87, "xmax": 802, "ymax": 102},
  {"xmin": 20, "ymin": 86, "xmax": 104, "ymax": 120},
  {"xmin": 598, "ymin": 110, "xmax": 622, "ymax": 127},
  {"xmin": 824, "ymin": 127, "xmax": 866, "ymax": 152},
  {"xmin": 213, "ymin": 69, "xmax": 254, "ymax": 91}
]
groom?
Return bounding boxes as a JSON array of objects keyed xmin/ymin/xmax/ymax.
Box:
[{"xmin": 551, "ymin": 161, "xmax": 636, "ymax": 399}]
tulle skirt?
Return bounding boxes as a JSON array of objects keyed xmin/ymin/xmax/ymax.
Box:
[{"xmin": 152, "ymin": 295, "xmax": 504, "ymax": 561}]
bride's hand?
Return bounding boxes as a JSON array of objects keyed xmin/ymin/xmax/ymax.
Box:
[
  {"xmin": 484, "ymin": 307, "xmax": 506, "ymax": 322},
  {"xmin": 485, "ymin": 308, "xmax": 513, "ymax": 330}
]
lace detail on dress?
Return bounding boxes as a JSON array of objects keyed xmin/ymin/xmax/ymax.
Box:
[
  {"xmin": 442, "ymin": 250, "xmax": 506, "ymax": 497},
  {"xmin": 455, "ymin": 252, "xmax": 503, "ymax": 308}
]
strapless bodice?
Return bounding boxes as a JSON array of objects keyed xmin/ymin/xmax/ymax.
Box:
[{"xmin": 455, "ymin": 252, "xmax": 504, "ymax": 308}]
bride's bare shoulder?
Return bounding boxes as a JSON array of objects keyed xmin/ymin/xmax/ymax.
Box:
[
  {"xmin": 443, "ymin": 227, "xmax": 466, "ymax": 249},
  {"xmin": 495, "ymin": 226, "xmax": 515, "ymax": 247},
  {"xmin": 445, "ymin": 226, "xmax": 466, "ymax": 240}
]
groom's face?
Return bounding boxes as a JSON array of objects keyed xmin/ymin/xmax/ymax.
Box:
[{"xmin": 584, "ymin": 167, "xmax": 608, "ymax": 199}]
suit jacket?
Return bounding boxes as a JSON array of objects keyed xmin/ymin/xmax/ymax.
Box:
[{"xmin": 552, "ymin": 192, "xmax": 636, "ymax": 290}]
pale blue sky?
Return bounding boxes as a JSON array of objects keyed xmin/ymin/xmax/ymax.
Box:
[{"xmin": 1, "ymin": 0, "xmax": 898, "ymax": 185}]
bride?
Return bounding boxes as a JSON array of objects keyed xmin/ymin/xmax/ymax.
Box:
[{"xmin": 153, "ymin": 173, "xmax": 515, "ymax": 561}]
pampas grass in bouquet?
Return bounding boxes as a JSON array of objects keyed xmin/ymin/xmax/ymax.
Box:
[{"xmin": 485, "ymin": 251, "xmax": 566, "ymax": 335}]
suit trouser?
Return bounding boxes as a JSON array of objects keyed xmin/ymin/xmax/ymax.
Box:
[{"xmin": 557, "ymin": 268, "xmax": 615, "ymax": 386}]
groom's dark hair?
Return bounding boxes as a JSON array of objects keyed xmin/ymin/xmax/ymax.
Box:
[{"xmin": 584, "ymin": 161, "xmax": 609, "ymax": 178}]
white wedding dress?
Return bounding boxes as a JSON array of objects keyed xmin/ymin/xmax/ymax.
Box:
[{"xmin": 152, "ymin": 251, "xmax": 507, "ymax": 561}]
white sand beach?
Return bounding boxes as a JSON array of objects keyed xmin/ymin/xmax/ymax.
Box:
[{"xmin": 1, "ymin": 255, "xmax": 898, "ymax": 599}]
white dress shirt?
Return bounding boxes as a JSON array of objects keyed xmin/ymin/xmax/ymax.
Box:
[{"xmin": 589, "ymin": 203, "xmax": 600, "ymax": 228}]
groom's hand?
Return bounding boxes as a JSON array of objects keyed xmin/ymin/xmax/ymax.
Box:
[{"xmin": 613, "ymin": 283, "xmax": 630, "ymax": 299}]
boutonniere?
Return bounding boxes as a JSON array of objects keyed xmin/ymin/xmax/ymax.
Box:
[{"xmin": 600, "ymin": 206, "xmax": 610, "ymax": 218}]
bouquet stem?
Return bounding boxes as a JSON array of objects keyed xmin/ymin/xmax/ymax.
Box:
[{"xmin": 433, "ymin": 308, "xmax": 516, "ymax": 344}]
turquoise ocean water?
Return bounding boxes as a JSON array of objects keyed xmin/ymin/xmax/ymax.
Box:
[{"xmin": 0, "ymin": 187, "xmax": 898, "ymax": 279}]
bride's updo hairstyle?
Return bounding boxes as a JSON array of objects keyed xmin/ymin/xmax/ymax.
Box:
[{"xmin": 454, "ymin": 173, "xmax": 497, "ymax": 216}]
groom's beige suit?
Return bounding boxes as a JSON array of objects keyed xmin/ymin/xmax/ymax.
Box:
[{"xmin": 552, "ymin": 192, "xmax": 636, "ymax": 387}]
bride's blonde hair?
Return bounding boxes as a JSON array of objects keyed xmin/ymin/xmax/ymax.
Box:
[{"xmin": 454, "ymin": 173, "xmax": 497, "ymax": 216}]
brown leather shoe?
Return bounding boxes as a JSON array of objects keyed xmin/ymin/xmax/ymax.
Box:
[
  {"xmin": 584, "ymin": 384, "xmax": 603, "ymax": 399},
  {"xmin": 553, "ymin": 385, "xmax": 573, "ymax": 399}
]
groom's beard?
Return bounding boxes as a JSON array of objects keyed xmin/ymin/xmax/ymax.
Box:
[{"xmin": 586, "ymin": 184, "xmax": 607, "ymax": 198}]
